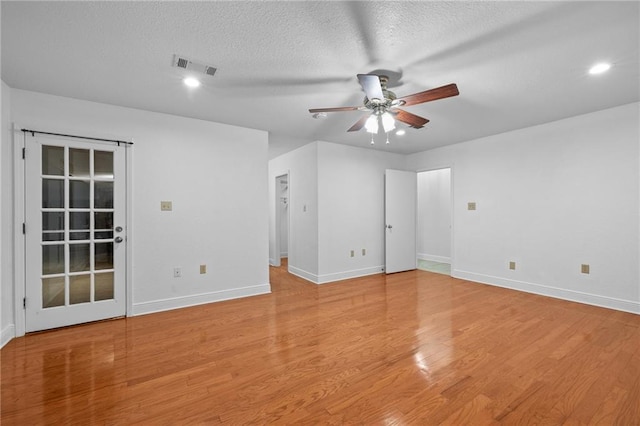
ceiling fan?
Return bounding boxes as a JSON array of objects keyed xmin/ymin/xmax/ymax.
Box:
[{"xmin": 309, "ymin": 74, "xmax": 459, "ymax": 136}]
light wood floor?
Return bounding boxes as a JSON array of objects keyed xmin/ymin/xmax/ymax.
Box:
[{"xmin": 2, "ymin": 262, "xmax": 639, "ymax": 424}]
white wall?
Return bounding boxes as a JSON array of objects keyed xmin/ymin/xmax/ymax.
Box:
[
  {"xmin": 317, "ymin": 142, "xmax": 405, "ymax": 283},
  {"xmin": 269, "ymin": 141, "xmax": 405, "ymax": 284},
  {"xmin": 268, "ymin": 142, "xmax": 318, "ymax": 279},
  {"xmin": 417, "ymin": 168, "xmax": 451, "ymax": 263},
  {"xmin": 1, "ymin": 80, "xmax": 15, "ymax": 346},
  {"xmin": 9, "ymin": 89, "xmax": 270, "ymax": 325},
  {"xmin": 407, "ymin": 102, "xmax": 640, "ymax": 313}
]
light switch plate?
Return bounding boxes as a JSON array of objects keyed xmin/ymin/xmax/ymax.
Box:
[
  {"xmin": 581, "ymin": 264, "xmax": 590, "ymax": 274},
  {"xmin": 161, "ymin": 201, "xmax": 173, "ymax": 211},
  {"xmin": 200, "ymin": 264, "xmax": 207, "ymax": 274},
  {"xmin": 468, "ymin": 202, "xmax": 476, "ymax": 211},
  {"xmin": 509, "ymin": 261, "xmax": 516, "ymax": 270}
]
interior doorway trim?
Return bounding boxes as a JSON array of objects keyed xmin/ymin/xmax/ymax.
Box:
[
  {"xmin": 416, "ymin": 164, "xmax": 455, "ymax": 276},
  {"xmin": 273, "ymin": 172, "xmax": 290, "ymax": 268}
]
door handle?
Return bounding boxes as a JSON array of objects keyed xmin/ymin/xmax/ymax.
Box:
[
  {"xmin": 115, "ymin": 236, "xmax": 124, "ymax": 243},
  {"xmin": 386, "ymin": 224, "xmax": 393, "ymax": 229}
]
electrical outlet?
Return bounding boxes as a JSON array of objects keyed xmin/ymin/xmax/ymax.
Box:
[
  {"xmin": 173, "ymin": 267, "xmax": 182, "ymax": 278},
  {"xmin": 161, "ymin": 201, "xmax": 173, "ymax": 211},
  {"xmin": 468, "ymin": 202, "xmax": 476, "ymax": 211},
  {"xmin": 350, "ymin": 250, "xmax": 354, "ymax": 258},
  {"xmin": 362, "ymin": 248, "xmax": 366, "ymax": 256},
  {"xmin": 200, "ymin": 264, "xmax": 206, "ymax": 274},
  {"xmin": 509, "ymin": 261, "xmax": 516, "ymax": 270},
  {"xmin": 581, "ymin": 264, "xmax": 590, "ymax": 274}
]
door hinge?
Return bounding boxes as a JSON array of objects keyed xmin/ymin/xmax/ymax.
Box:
[
  {"xmin": 22, "ymin": 223, "xmax": 26, "ymax": 234},
  {"xmin": 23, "ymin": 298, "xmax": 26, "ymax": 309},
  {"xmin": 22, "ymin": 147, "xmax": 25, "ymax": 159}
]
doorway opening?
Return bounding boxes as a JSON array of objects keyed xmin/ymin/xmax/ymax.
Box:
[
  {"xmin": 416, "ymin": 168, "xmax": 452, "ymax": 276},
  {"xmin": 274, "ymin": 174, "xmax": 289, "ymax": 268}
]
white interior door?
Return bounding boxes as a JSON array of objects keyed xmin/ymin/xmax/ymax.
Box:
[
  {"xmin": 385, "ymin": 169, "xmax": 417, "ymax": 274},
  {"xmin": 25, "ymin": 133, "xmax": 127, "ymax": 332}
]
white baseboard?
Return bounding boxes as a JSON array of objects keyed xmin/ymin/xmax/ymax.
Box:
[
  {"xmin": 453, "ymin": 270, "xmax": 640, "ymax": 315},
  {"xmin": 317, "ymin": 266, "xmax": 384, "ymax": 284},
  {"xmin": 417, "ymin": 253, "xmax": 451, "ymax": 263},
  {"xmin": 288, "ymin": 265, "xmax": 384, "ymax": 285},
  {"xmin": 1, "ymin": 324, "xmax": 15, "ymax": 348},
  {"xmin": 131, "ymin": 284, "xmax": 271, "ymax": 316},
  {"xmin": 288, "ymin": 266, "xmax": 319, "ymax": 283},
  {"xmin": 269, "ymin": 257, "xmax": 277, "ymax": 266}
]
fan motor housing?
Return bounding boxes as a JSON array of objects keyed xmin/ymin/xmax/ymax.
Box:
[{"xmin": 363, "ymin": 75, "xmax": 397, "ymax": 111}]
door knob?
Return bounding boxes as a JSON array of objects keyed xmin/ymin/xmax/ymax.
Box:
[
  {"xmin": 115, "ymin": 236, "xmax": 124, "ymax": 243},
  {"xmin": 386, "ymin": 224, "xmax": 393, "ymax": 229},
  {"xmin": 115, "ymin": 226, "xmax": 123, "ymax": 233}
]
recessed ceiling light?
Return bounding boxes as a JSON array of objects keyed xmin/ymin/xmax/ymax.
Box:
[
  {"xmin": 396, "ymin": 129, "xmax": 406, "ymax": 136},
  {"xmin": 589, "ymin": 63, "xmax": 611, "ymax": 75},
  {"xmin": 183, "ymin": 77, "xmax": 201, "ymax": 88}
]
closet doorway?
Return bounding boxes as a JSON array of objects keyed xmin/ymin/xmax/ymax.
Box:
[
  {"xmin": 274, "ymin": 174, "xmax": 289, "ymax": 267},
  {"xmin": 417, "ymin": 168, "xmax": 452, "ymax": 275}
]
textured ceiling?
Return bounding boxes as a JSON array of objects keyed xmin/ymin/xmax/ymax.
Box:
[{"xmin": 2, "ymin": 1, "xmax": 638, "ymax": 158}]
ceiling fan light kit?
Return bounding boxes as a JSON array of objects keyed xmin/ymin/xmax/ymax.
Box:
[{"xmin": 309, "ymin": 73, "xmax": 459, "ymax": 145}]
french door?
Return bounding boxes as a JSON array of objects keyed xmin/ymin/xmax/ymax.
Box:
[{"xmin": 24, "ymin": 133, "xmax": 127, "ymax": 332}]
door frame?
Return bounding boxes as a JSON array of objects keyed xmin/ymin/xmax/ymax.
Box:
[
  {"xmin": 416, "ymin": 164, "xmax": 455, "ymax": 275},
  {"xmin": 12, "ymin": 124, "xmax": 133, "ymax": 337},
  {"xmin": 273, "ymin": 172, "xmax": 290, "ymax": 268}
]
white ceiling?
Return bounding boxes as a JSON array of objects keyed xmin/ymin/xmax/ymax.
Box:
[{"xmin": 2, "ymin": 1, "xmax": 638, "ymax": 158}]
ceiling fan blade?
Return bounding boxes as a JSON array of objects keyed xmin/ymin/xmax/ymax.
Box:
[
  {"xmin": 347, "ymin": 115, "xmax": 370, "ymax": 132},
  {"xmin": 394, "ymin": 109, "xmax": 430, "ymax": 128},
  {"xmin": 397, "ymin": 83, "xmax": 459, "ymax": 107},
  {"xmin": 357, "ymin": 74, "xmax": 384, "ymax": 101},
  {"xmin": 309, "ymin": 107, "xmax": 360, "ymax": 114},
  {"xmin": 309, "ymin": 106, "xmax": 360, "ymax": 113}
]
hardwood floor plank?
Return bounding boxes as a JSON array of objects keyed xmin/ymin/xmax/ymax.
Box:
[{"xmin": 2, "ymin": 265, "xmax": 639, "ymax": 424}]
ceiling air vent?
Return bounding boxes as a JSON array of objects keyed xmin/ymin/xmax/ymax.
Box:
[{"xmin": 172, "ymin": 54, "xmax": 217, "ymax": 77}]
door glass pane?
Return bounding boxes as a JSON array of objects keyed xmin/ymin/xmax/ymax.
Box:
[
  {"xmin": 95, "ymin": 231, "xmax": 114, "ymax": 240},
  {"xmin": 43, "ymin": 232, "xmax": 64, "ymax": 242},
  {"xmin": 94, "ymin": 151, "xmax": 113, "ymax": 178},
  {"xmin": 69, "ymin": 218, "xmax": 88, "ymax": 239},
  {"xmin": 43, "ymin": 245, "xmax": 65, "ymax": 275},
  {"xmin": 69, "ymin": 232, "xmax": 90, "ymax": 241},
  {"xmin": 42, "ymin": 179, "xmax": 64, "ymax": 208},
  {"xmin": 42, "ymin": 146, "xmax": 64, "ymax": 176},
  {"xmin": 95, "ymin": 272, "xmax": 114, "ymax": 301},
  {"xmin": 69, "ymin": 148, "xmax": 90, "ymax": 178},
  {"xmin": 42, "ymin": 212, "xmax": 64, "ymax": 241},
  {"xmin": 43, "ymin": 211, "xmax": 64, "ymax": 230},
  {"xmin": 95, "ymin": 242, "xmax": 114, "ymax": 270},
  {"xmin": 69, "ymin": 275, "xmax": 91, "ymax": 304},
  {"xmin": 95, "ymin": 212, "xmax": 113, "ymax": 230},
  {"xmin": 94, "ymin": 181, "xmax": 113, "ymax": 208},
  {"xmin": 69, "ymin": 180, "xmax": 90, "ymax": 208},
  {"xmin": 42, "ymin": 277, "xmax": 65, "ymax": 308},
  {"xmin": 70, "ymin": 212, "xmax": 90, "ymax": 229},
  {"xmin": 69, "ymin": 244, "xmax": 90, "ymax": 272}
]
